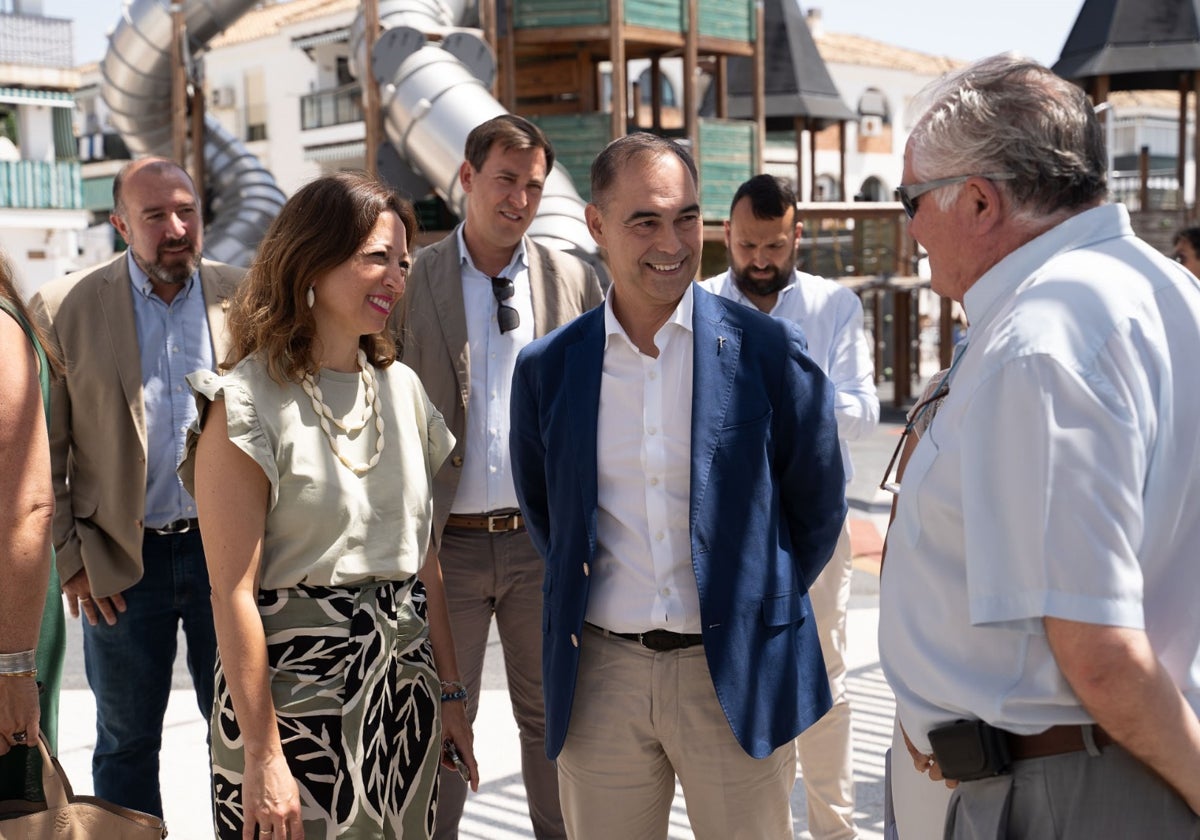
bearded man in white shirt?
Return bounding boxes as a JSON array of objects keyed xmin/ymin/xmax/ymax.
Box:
[
  {"xmin": 701, "ymin": 173, "xmax": 878, "ymax": 840},
  {"xmin": 880, "ymin": 53, "xmax": 1200, "ymax": 837}
]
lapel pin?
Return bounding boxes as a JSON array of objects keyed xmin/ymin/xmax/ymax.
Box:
[{"xmin": 717, "ymin": 336, "xmax": 726, "ymax": 354}]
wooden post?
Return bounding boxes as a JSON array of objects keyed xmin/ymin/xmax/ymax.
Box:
[
  {"xmin": 837, "ymin": 119, "xmax": 846, "ymax": 200},
  {"xmin": 752, "ymin": 0, "xmax": 764, "ymax": 173},
  {"xmin": 480, "ymin": 0, "xmax": 498, "ymax": 99},
  {"xmin": 715, "ymin": 56, "xmax": 727, "ymax": 120},
  {"xmin": 649, "ymin": 57, "xmax": 662, "ymax": 131},
  {"xmin": 362, "ymin": 0, "xmax": 381, "ymax": 178},
  {"xmin": 170, "ymin": 3, "xmax": 187, "ymax": 166},
  {"xmin": 809, "ymin": 121, "xmax": 818, "ymax": 201},
  {"xmin": 504, "ymin": 0, "xmax": 517, "ymax": 110},
  {"xmin": 1139, "ymin": 144, "xmax": 1150, "ymax": 211},
  {"xmin": 684, "ymin": 0, "xmax": 699, "ymax": 153},
  {"xmin": 609, "ymin": 0, "xmax": 625, "ymax": 141},
  {"xmin": 1178, "ymin": 73, "xmax": 1189, "ymax": 205},
  {"xmin": 794, "ymin": 116, "xmax": 804, "ymax": 199},
  {"xmin": 190, "ymin": 57, "xmax": 205, "ymax": 201},
  {"xmin": 939, "ymin": 296, "xmax": 953, "ymax": 369},
  {"xmin": 1193, "ymin": 71, "xmax": 1200, "ymax": 221}
]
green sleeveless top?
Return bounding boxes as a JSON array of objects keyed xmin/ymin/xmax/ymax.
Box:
[{"xmin": 0, "ymin": 296, "xmax": 65, "ymax": 799}]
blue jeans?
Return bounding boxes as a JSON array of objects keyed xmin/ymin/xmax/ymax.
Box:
[{"xmin": 82, "ymin": 529, "xmax": 217, "ymax": 817}]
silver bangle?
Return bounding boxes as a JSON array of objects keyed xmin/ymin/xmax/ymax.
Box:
[{"xmin": 0, "ymin": 650, "xmax": 36, "ymax": 674}]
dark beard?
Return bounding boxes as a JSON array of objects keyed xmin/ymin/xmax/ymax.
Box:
[
  {"xmin": 730, "ymin": 263, "xmax": 790, "ymax": 298},
  {"xmin": 135, "ymin": 239, "xmax": 201, "ymax": 286}
]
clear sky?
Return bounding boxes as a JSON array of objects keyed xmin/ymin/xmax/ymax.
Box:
[{"xmin": 47, "ymin": 0, "xmax": 1087, "ymax": 69}]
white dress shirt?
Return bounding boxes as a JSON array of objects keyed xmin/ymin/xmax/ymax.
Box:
[
  {"xmin": 880, "ymin": 203, "xmax": 1200, "ymax": 750},
  {"xmin": 699, "ymin": 270, "xmax": 878, "ymax": 480},
  {"xmin": 451, "ymin": 224, "xmax": 536, "ymax": 514},
  {"xmin": 586, "ymin": 284, "xmax": 700, "ymax": 634}
]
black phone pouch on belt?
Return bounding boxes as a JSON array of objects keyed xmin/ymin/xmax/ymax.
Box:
[{"xmin": 928, "ymin": 719, "xmax": 1012, "ymax": 781}]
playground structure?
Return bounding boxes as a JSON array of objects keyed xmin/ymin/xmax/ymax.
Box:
[{"xmin": 99, "ymin": 0, "xmax": 766, "ymax": 266}]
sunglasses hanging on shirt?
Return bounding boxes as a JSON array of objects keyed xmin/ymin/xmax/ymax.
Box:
[{"xmin": 491, "ymin": 276, "xmax": 520, "ymax": 334}]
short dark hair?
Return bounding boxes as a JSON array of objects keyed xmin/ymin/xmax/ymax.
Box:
[
  {"xmin": 1175, "ymin": 226, "xmax": 1200, "ymax": 252},
  {"xmin": 225, "ymin": 172, "xmax": 418, "ymax": 381},
  {"xmin": 590, "ymin": 132, "xmax": 698, "ymax": 209},
  {"xmin": 463, "ymin": 114, "xmax": 555, "ymax": 173},
  {"xmin": 730, "ymin": 174, "xmax": 796, "ymax": 220}
]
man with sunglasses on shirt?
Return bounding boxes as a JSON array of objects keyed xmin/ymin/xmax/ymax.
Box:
[
  {"xmin": 701, "ymin": 173, "xmax": 878, "ymax": 840},
  {"xmin": 394, "ymin": 114, "xmax": 603, "ymax": 840},
  {"xmin": 880, "ymin": 54, "xmax": 1200, "ymax": 837}
]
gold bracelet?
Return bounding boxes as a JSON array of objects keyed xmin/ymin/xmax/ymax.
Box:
[{"xmin": 0, "ymin": 670, "xmax": 37, "ymax": 679}]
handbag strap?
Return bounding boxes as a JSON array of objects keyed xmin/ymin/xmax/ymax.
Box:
[
  {"xmin": 33, "ymin": 731, "xmax": 70, "ymax": 810},
  {"xmin": 0, "ymin": 297, "xmax": 51, "ymax": 429}
]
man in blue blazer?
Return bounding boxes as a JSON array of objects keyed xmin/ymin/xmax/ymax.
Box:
[{"xmin": 510, "ymin": 134, "xmax": 847, "ymax": 839}]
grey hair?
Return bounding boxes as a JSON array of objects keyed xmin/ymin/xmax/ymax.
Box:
[{"xmin": 908, "ymin": 53, "xmax": 1107, "ymax": 227}]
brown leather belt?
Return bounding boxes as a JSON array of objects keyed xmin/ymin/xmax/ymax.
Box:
[
  {"xmin": 445, "ymin": 510, "xmax": 524, "ymax": 533},
  {"xmin": 588, "ymin": 623, "xmax": 704, "ymax": 652},
  {"xmin": 1007, "ymin": 724, "xmax": 1114, "ymax": 761}
]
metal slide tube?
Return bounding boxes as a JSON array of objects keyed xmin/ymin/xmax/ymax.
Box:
[{"xmin": 101, "ymin": 0, "xmax": 286, "ymax": 267}]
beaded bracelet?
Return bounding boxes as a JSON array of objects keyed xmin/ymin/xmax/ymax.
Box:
[
  {"xmin": 0, "ymin": 650, "xmax": 36, "ymax": 674},
  {"xmin": 440, "ymin": 680, "xmax": 468, "ymax": 702}
]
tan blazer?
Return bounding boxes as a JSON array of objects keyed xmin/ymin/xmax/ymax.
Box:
[
  {"xmin": 395, "ymin": 234, "xmax": 603, "ymax": 535},
  {"xmin": 29, "ymin": 253, "xmax": 245, "ymax": 598}
]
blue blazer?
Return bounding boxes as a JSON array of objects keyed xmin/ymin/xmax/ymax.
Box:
[{"xmin": 510, "ymin": 285, "xmax": 847, "ymax": 760}]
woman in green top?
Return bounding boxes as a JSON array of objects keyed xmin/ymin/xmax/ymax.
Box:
[{"xmin": 0, "ymin": 255, "xmax": 65, "ymax": 799}]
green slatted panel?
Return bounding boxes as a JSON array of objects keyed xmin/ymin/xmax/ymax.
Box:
[
  {"xmin": 697, "ymin": 0, "xmax": 753, "ymax": 40},
  {"xmin": 0, "ymin": 160, "xmax": 82, "ymax": 209},
  {"xmin": 625, "ymin": 0, "xmax": 683, "ymax": 31},
  {"xmin": 529, "ymin": 113, "xmax": 611, "ymax": 201},
  {"xmin": 513, "ymin": 0, "xmax": 607, "ymax": 29},
  {"xmin": 514, "ymin": 0, "xmax": 685, "ymax": 32},
  {"xmin": 698, "ymin": 118, "xmax": 756, "ymax": 221}
]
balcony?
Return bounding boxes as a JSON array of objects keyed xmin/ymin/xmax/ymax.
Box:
[
  {"xmin": 0, "ymin": 12, "xmax": 73, "ymax": 69},
  {"xmin": 0, "ymin": 160, "xmax": 82, "ymax": 210},
  {"xmin": 300, "ymin": 83, "xmax": 362, "ymax": 131}
]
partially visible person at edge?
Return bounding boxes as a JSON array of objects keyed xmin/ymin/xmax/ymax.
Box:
[
  {"xmin": 701, "ymin": 173, "xmax": 878, "ymax": 840},
  {"xmin": 511, "ymin": 132, "xmax": 846, "ymax": 839},
  {"xmin": 30, "ymin": 157, "xmax": 243, "ymax": 817},
  {"xmin": 395, "ymin": 113, "xmax": 602, "ymax": 840},
  {"xmin": 1171, "ymin": 226, "xmax": 1200, "ymax": 277},
  {"xmin": 181, "ymin": 172, "xmax": 474, "ymax": 840},
  {"xmin": 880, "ymin": 53, "xmax": 1200, "ymax": 837},
  {"xmin": 0, "ymin": 256, "xmax": 65, "ymax": 800},
  {"xmin": 878, "ymin": 367, "xmax": 954, "ymax": 840}
]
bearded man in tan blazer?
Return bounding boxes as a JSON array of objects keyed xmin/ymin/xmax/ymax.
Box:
[
  {"xmin": 30, "ymin": 157, "xmax": 245, "ymax": 818},
  {"xmin": 395, "ymin": 114, "xmax": 603, "ymax": 840}
]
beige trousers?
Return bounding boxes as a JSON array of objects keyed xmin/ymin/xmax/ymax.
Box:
[
  {"xmin": 796, "ymin": 522, "xmax": 859, "ymax": 839},
  {"xmin": 556, "ymin": 624, "xmax": 795, "ymax": 840}
]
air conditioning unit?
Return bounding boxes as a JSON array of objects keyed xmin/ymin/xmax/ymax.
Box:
[
  {"xmin": 209, "ymin": 86, "xmax": 236, "ymax": 109},
  {"xmin": 860, "ymin": 115, "xmax": 883, "ymax": 137}
]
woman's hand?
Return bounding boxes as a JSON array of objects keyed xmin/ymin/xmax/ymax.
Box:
[
  {"xmin": 440, "ymin": 698, "xmax": 478, "ymax": 792},
  {"xmin": 0, "ymin": 676, "xmax": 39, "ymax": 755},
  {"xmin": 242, "ymin": 750, "xmax": 305, "ymax": 840}
]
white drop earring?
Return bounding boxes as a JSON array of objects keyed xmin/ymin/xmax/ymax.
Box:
[{"xmin": 306, "ymin": 285, "xmax": 315, "ymax": 308}]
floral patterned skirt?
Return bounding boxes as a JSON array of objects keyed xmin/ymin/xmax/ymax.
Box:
[{"xmin": 211, "ymin": 577, "xmax": 440, "ymax": 839}]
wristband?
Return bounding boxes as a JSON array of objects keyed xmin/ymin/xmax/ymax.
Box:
[
  {"xmin": 440, "ymin": 687, "xmax": 468, "ymax": 702},
  {"xmin": 0, "ymin": 650, "xmax": 36, "ymax": 674}
]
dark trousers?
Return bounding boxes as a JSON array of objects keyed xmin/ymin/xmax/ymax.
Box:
[{"xmin": 82, "ymin": 529, "xmax": 217, "ymax": 817}]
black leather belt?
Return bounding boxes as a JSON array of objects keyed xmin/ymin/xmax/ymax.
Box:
[
  {"xmin": 146, "ymin": 518, "xmax": 199, "ymax": 536},
  {"xmin": 445, "ymin": 510, "xmax": 524, "ymax": 533},
  {"xmin": 588, "ymin": 623, "xmax": 703, "ymax": 652}
]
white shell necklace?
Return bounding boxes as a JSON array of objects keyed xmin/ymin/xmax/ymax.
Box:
[{"xmin": 300, "ymin": 349, "xmax": 385, "ymax": 475}]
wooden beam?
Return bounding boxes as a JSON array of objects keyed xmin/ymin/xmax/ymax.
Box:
[
  {"xmin": 362, "ymin": 0, "xmax": 380, "ymax": 178},
  {"xmin": 1179, "ymin": 73, "xmax": 1189, "ymax": 198},
  {"xmin": 809, "ymin": 121, "xmax": 818, "ymax": 201},
  {"xmin": 794, "ymin": 116, "xmax": 805, "ymax": 200},
  {"xmin": 715, "ymin": 56, "xmax": 727, "ymax": 120},
  {"xmin": 171, "ymin": 3, "xmax": 187, "ymax": 166},
  {"xmin": 752, "ymin": 0, "xmax": 764, "ymax": 172},
  {"xmin": 480, "ymin": 0, "xmax": 498, "ymax": 99},
  {"xmin": 650, "ymin": 57, "xmax": 663, "ymax": 131},
  {"xmin": 1194, "ymin": 71, "xmax": 1200, "ymax": 221},
  {"xmin": 503, "ymin": 0, "xmax": 517, "ymax": 109},
  {"xmin": 609, "ymin": 0, "xmax": 625, "ymax": 141},
  {"xmin": 685, "ymin": 0, "xmax": 699, "ymax": 153},
  {"xmin": 838, "ymin": 120, "xmax": 846, "ymax": 200},
  {"xmin": 190, "ymin": 59, "xmax": 205, "ymax": 199}
]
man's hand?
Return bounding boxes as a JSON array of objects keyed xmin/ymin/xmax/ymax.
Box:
[{"xmin": 62, "ymin": 568, "xmax": 126, "ymax": 626}]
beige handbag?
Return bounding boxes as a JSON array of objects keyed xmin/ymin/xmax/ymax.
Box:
[{"xmin": 0, "ymin": 733, "xmax": 167, "ymax": 839}]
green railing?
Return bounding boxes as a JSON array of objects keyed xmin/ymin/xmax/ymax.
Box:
[{"xmin": 0, "ymin": 160, "xmax": 82, "ymax": 210}]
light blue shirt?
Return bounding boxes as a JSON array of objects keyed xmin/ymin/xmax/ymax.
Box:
[
  {"xmin": 128, "ymin": 251, "xmax": 213, "ymax": 528},
  {"xmin": 451, "ymin": 224, "xmax": 534, "ymax": 514}
]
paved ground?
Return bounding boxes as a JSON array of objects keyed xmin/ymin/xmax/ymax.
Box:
[{"xmin": 55, "ymin": 396, "xmax": 912, "ymax": 840}]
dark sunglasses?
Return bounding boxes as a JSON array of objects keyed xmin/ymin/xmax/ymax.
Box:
[
  {"xmin": 879, "ymin": 384, "xmax": 950, "ymax": 495},
  {"xmin": 491, "ymin": 276, "xmax": 520, "ymax": 334},
  {"xmin": 894, "ymin": 173, "xmax": 1016, "ymax": 219}
]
